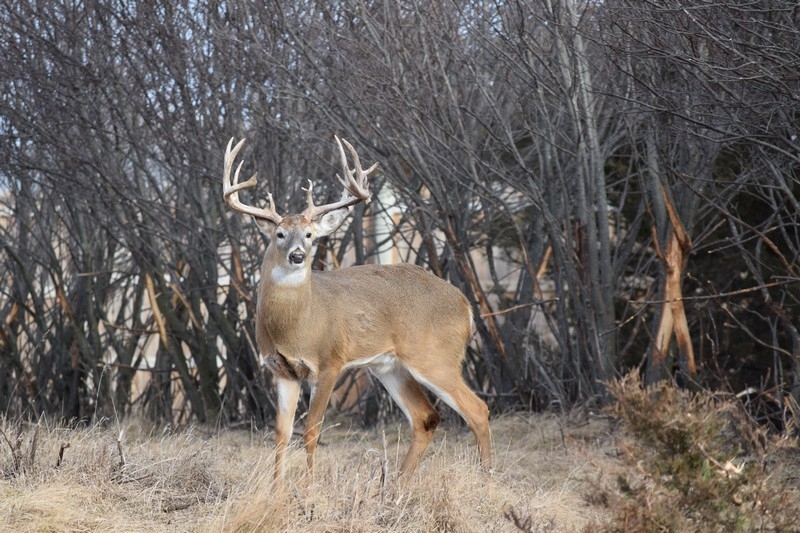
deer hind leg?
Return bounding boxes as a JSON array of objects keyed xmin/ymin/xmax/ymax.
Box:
[
  {"xmin": 274, "ymin": 377, "xmax": 302, "ymax": 481},
  {"xmin": 407, "ymin": 365, "xmax": 492, "ymax": 471},
  {"xmin": 370, "ymin": 361, "xmax": 440, "ymax": 476}
]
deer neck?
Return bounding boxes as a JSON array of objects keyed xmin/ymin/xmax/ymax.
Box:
[{"xmin": 259, "ymin": 254, "xmax": 314, "ymax": 337}]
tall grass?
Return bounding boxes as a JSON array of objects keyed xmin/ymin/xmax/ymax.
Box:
[
  {"xmin": 0, "ymin": 414, "xmax": 615, "ymax": 532},
  {"xmin": 5, "ymin": 380, "xmax": 796, "ymax": 532}
]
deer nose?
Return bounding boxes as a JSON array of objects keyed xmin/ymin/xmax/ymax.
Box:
[{"xmin": 288, "ymin": 249, "xmax": 306, "ymax": 265}]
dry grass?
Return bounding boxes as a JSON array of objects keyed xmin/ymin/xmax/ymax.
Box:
[{"xmin": 0, "ymin": 412, "xmax": 620, "ymax": 532}]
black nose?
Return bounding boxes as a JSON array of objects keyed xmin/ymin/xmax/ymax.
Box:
[{"xmin": 289, "ymin": 250, "xmax": 306, "ymax": 265}]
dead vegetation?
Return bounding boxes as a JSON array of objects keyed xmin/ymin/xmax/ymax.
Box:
[
  {"xmin": 4, "ymin": 379, "xmax": 796, "ymax": 532},
  {"xmin": 586, "ymin": 375, "xmax": 800, "ymax": 533},
  {"xmin": 0, "ymin": 413, "xmax": 618, "ymax": 532}
]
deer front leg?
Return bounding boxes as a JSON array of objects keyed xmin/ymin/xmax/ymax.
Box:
[
  {"xmin": 274, "ymin": 377, "xmax": 301, "ymax": 481},
  {"xmin": 303, "ymin": 369, "xmax": 340, "ymax": 474}
]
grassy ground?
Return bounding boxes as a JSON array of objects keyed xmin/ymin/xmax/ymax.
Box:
[{"xmin": 0, "ymin": 412, "xmax": 620, "ymax": 532}]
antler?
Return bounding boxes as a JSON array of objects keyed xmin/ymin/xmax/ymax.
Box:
[
  {"xmin": 223, "ymin": 138, "xmax": 283, "ymax": 224},
  {"xmin": 302, "ymin": 136, "xmax": 378, "ymax": 220}
]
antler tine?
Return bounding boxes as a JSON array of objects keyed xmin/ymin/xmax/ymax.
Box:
[
  {"xmin": 336, "ymin": 136, "xmax": 379, "ymax": 198},
  {"xmin": 302, "ymin": 137, "xmax": 377, "ymax": 220},
  {"xmin": 223, "ymin": 138, "xmax": 283, "ymax": 224}
]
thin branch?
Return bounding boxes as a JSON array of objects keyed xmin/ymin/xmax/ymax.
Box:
[{"xmin": 635, "ymin": 279, "xmax": 796, "ymax": 305}]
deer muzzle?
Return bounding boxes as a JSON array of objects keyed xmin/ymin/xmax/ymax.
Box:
[{"xmin": 288, "ymin": 249, "xmax": 306, "ymax": 265}]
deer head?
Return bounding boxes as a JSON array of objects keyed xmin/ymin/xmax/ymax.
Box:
[{"xmin": 224, "ymin": 136, "xmax": 377, "ymax": 272}]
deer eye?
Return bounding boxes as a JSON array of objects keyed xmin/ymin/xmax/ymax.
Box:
[
  {"xmin": 276, "ymin": 231, "xmax": 285, "ymax": 239},
  {"xmin": 305, "ymin": 232, "xmax": 312, "ymax": 239}
]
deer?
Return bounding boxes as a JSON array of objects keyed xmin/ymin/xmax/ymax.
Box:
[{"xmin": 223, "ymin": 136, "xmax": 492, "ymax": 481}]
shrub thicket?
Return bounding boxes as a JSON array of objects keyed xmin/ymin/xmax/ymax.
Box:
[{"xmin": 589, "ymin": 374, "xmax": 800, "ymax": 532}]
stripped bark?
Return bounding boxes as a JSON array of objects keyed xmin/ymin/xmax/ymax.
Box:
[{"xmin": 648, "ymin": 182, "xmax": 696, "ymax": 382}]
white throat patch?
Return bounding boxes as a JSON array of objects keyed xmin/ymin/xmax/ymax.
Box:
[{"xmin": 271, "ymin": 265, "xmax": 308, "ymax": 286}]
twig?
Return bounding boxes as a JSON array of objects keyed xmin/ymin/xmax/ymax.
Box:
[
  {"xmin": 116, "ymin": 432, "xmax": 126, "ymax": 469},
  {"xmin": 480, "ymin": 299, "xmax": 559, "ymax": 318},
  {"xmin": 0, "ymin": 427, "xmax": 14, "ymax": 455},
  {"xmin": 13, "ymin": 433, "xmax": 23, "ymax": 473},
  {"xmin": 55, "ymin": 443, "xmax": 70, "ymax": 469},
  {"xmin": 0, "ymin": 428, "xmax": 21, "ymax": 475},
  {"xmin": 380, "ymin": 429, "xmax": 388, "ymax": 506},
  {"xmin": 635, "ymin": 279, "xmax": 795, "ymax": 304},
  {"xmin": 28, "ymin": 424, "xmax": 39, "ymax": 472}
]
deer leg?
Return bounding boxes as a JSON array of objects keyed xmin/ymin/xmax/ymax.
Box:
[
  {"xmin": 371, "ymin": 364, "xmax": 441, "ymax": 475},
  {"xmin": 274, "ymin": 377, "xmax": 301, "ymax": 481},
  {"xmin": 449, "ymin": 381, "xmax": 492, "ymax": 470},
  {"xmin": 303, "ymin": 369, "xmax": 339, "ymax": 474},
  {"xmin": 408, "ymin": 366, "xmax": 492, "ymax": 471}
]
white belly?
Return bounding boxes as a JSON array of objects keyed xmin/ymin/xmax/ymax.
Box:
[{"xmin": 342, "ymin": 352, "xmax": 398, "ymax": 373}]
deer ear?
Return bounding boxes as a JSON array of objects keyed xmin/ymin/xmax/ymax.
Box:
[{"xmin": 312, "ymin": 207, "xmax": 350, "ymax": 237}]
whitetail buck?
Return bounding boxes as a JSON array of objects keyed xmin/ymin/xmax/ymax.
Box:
[{"xmin": 223, "ymin": 136, "xmax": 491, "ymax": 480}]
